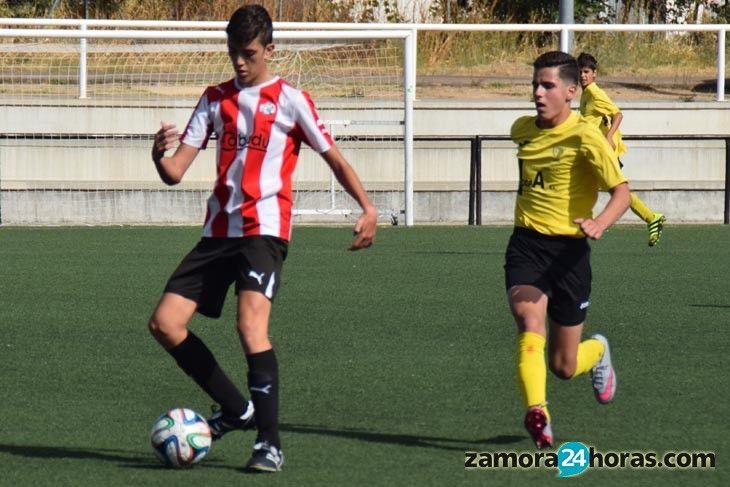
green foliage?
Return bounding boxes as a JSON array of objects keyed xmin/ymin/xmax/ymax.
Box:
[
  {"xmin": 490, "ymin": 0, "xmax": 613, "ymax": 23},
  {"xmin": 619, "ymin": 0, "xmax": 726, "ymax": 23},
  {"xmin": 707, "ymin": 1, "xmax": 730, "ymax": 22},
  {"xmin": 0, "ymin": 0, "xmax": 724, "ymax": 24},
  {"xmin": 573, "ymin": 30, "xmax": 718, "ymax": 73},
  {"xmin": 1, "ymin": 0, "xmax": 55, "ymax": 17}
]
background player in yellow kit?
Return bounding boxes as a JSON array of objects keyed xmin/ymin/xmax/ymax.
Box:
[{"xmin": 577, "ymin": 52, "xmax": 665, "ymax": 246}]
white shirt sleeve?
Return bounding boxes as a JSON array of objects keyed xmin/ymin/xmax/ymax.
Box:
[
  {"xmin": 294, "ymin": 90, "xmax": 333, "ymax": 154},
  {"xmin": 180, "ymin": 90, "xmax": 214, "ymax": 150}
]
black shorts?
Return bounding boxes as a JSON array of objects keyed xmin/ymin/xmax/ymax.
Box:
[
  {"xmin": 164, "ymin": 236, "xmax": 288, "ymax": 318},
  {"xmin": 504, "ymin": 227, "xmax": 591, "ymax": 326}
]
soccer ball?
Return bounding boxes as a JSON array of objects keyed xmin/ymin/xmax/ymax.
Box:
[{"xmin": 150, "ymin": 408, "xmax": 212, "ymax": 467}]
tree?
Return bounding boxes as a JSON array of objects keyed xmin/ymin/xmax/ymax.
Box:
[
  {"xmin": 2, "ymin": 0, "xmax": 55, "ymax": 17},
  {"xmin": 490, "ymin": 0, "xmax": 614, "ymax": 23}
]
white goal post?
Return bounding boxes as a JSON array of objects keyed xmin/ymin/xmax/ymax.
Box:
[{"xmin": 0, "ymin": 24, "xmax": 415, "ymax": 226}]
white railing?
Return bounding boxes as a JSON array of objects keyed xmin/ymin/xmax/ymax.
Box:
[
  {"xmin": 0, "ymin": 19, "xmax": 727, "ymax": 226},
  {"xmin": 276, "ymin": 22, "xmax": 729, "ymax": 102},
  {"xmin": 0, "ymin": 23, "xmax": 417, "ymax": 225},
  {"xmin": 0, "ymin": 19, "xmax": 727, "ymax": 101}
]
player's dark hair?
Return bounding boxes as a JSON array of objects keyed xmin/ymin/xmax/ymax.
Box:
[
  {"xmin": 577, "ymin": 52, "xmax": 598, "ymax": 71},
  {"xmin": 533, "ymin": 51, "xmax": 579, "ymax": 86},
  {"xmin": 226, "ymin": 5, "xmax": 273, "ymax": 47}
]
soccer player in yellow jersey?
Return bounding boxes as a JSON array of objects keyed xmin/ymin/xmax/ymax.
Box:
[
  {"xmin": 578, "ymin": 52, "xmax": 665, "ymax": 246},
  {"xmin": 506, "ymin": 51, "xmax": 630, "ymax": 449}
]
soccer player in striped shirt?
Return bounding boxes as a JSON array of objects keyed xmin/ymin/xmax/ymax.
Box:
[
  {"xmin": 506, "ymin": 51, "xmax": 629, "ymax": 448},
  {"xmin": 578, "ymin": 52, "xmax": 665, "ymax": 246},
  {"xmin": 147, "ymin": 5, "xmax": 377, "ymax": 472}
]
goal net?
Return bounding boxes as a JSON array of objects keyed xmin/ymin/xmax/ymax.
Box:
[{"xmin": 0, "ymin": 24, "xmax": 410, "ymax": 225}]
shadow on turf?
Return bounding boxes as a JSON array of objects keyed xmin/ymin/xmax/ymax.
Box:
[
  {"xmin": 0, "ymin": 443, "xmax": 234, "ymax": 471},
  {"xmin": 281, "ymin": 423, "xmax": 524, "ymax": 451},
  {"xmin": 689, "ymin": 304, "xmax": 730, "ymax": 308},
  {"xmin": 0, "ymin": 432, "xmax": 528, "ymax": 472}
]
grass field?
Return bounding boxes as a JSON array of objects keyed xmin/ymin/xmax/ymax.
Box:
[{"xmin": 0, "ymin": 225, "xmax": 727, "ymax": 486}]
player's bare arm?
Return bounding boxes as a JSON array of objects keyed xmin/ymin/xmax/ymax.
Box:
[
  {"xmin": 321, "ymin": 146, "xmax": 377, "ymax": 250},
  {"xmin": 574, "ymin": 182, "xmax": 630, "ymax": 239},
  {"xmin": 606, "ymin": 111, "xmax": 623, "ymax": 150},
  {"xmin": 151, "ymin": 122, "xmax": 199, "ymax": 185}
]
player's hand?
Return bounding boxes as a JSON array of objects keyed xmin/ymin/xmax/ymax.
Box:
[
  {"xmin": 348, "ymin": 207, "xmax": 377, "ymax": 251},
  {"xmin": 574, "ymin": 217, "xmax": 606, "ymax": 240},
  {"xmin": 152, "ymin": 121, "xmax": 179, "ymax": 162}
]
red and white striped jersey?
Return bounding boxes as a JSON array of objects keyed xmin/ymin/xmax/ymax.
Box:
[{"xmin": 181, "ymin": 76, "xmax": 333, "ymax": 240}]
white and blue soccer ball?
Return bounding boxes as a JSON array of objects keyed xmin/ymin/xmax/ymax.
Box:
[{"xmin": 150, "ymin": 407, "xmax": 212, "ymax": 467}]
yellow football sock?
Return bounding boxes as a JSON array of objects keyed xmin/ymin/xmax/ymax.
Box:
[
  {"xmin": 516, "ymin": 332, "xmax": 550, "ymax": 420},
  {"xmin": 572, "ymin": 338, "xmax": 605, "ymax": 378},
  {"xmin": 630, "ymin": 192, "xmax": 655, "ymax": 223}
]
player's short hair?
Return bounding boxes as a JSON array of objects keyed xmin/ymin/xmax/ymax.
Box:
[
  {"xmin": 577, "ymin": 52, "xmax": 598, "ymax": 71},
  {"xmin": 226, "ymin": 5, "xmax": 273, "ymax": 47},
  {"xmin": 533, "ymin": 51, "xmax": 579, "ymax": 86}
]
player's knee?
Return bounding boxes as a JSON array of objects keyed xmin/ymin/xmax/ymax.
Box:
[
  {"xmin": 236, "ymin": 320, "xmax": 262, "ymax": 340},
  {"xmin": 148, "ymin": 313, "xmax": 184, "ymax": 344},
  {"xmin": 148, "ymin": 315, "xmax": 163, "ymax": 337},
  {"xmin": 237, "ymin": 320, "xmax": 269, "ymax": 353},
  {"xmin": 236, "ymin": 317, "xmax": 253, "ymax": 337},
  {"xmin": 515, "ymin": 316, "xmax": 546, "ymax": 334},
  {"xmin": 148, "ymin": 316, "xmax": 171, "ymax": 344},
  {"xmin": 549, "ymin": 361, "xmax": 575, "ymax": 380}
]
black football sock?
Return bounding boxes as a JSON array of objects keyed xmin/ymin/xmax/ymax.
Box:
[
  {"xmin": 168, "ymin": 331, "xmax": 248, "ymax": 416},
  {"xmin": 247, "ymin": 348, "xmax": 280, "ymax": 448}
]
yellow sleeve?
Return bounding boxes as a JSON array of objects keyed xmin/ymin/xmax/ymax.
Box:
[
  {"xmin": 510, "ymin": 116, "xmax": 534, "ymax": 142},
  {"xmin": 591, "ymin": 87, "xmax": 621, "ymax": 117},
  {"xmin": 581, "ymin": 124, "xmax": 628, "ymax": 189}
]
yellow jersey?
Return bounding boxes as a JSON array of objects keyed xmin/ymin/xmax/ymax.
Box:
[
  {"xmin": 579, "ymin": 82, "xmax": 627, "ymax": 156},
  {"xmin": 510, "ymin": 112, "xmax": 628, "ymax": 237}
]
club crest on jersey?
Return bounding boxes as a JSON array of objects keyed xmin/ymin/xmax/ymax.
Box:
[
  {"xmin": 259, "ymin": 102, "xmax": 277, "ymax": 116},
  {"xmin": 552, "ymin": 146, "xmax": 565, "ymax": 159}
]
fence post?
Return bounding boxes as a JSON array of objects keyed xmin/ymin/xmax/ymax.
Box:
[
  {"xmin": 725, "ymin": 137, "xmax": 729, "ymax": 224},
  {"xmin": 79, "ymin": 22, "xmax": 87, "ymax": 99},
  {"xmin": 404, "ymin": 30, "xmax": 415, "ymax": 226},
  {"xmin": 475, "ymin": 135, "xmax": 482, "ymax": 225},
  {"xmin": 0, "ymin": 150, "xmax": 3, "ymax": 226},
  {"xmin": 560, "ymin": 27, "xmax": 569, "ymax": 53},
  {"xmin": 718, "ymin": 29, "xmax": 726, "ymax": 102},
  {"xmin": 469, "ymin": 137, "xmax": 476, "ymax": 225}
]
